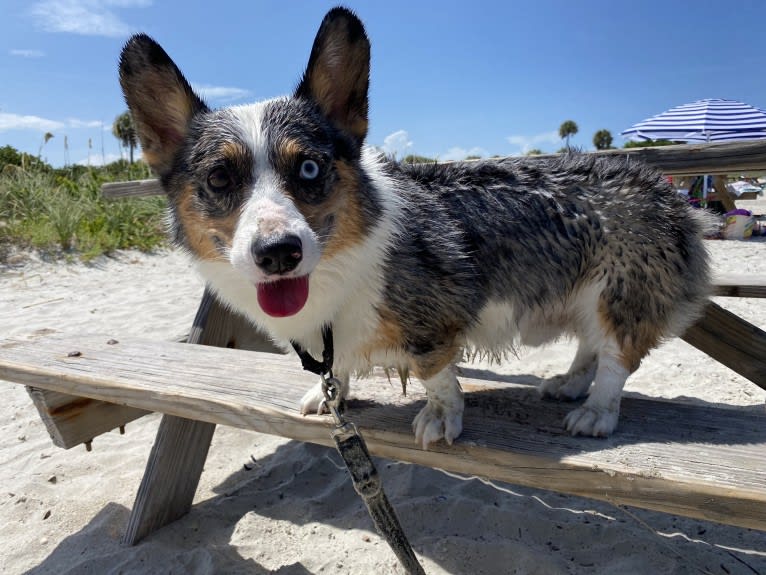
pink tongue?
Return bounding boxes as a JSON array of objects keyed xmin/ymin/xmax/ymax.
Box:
[{"xmin": 257, "ymin": 276, "xmax": 310, "ymax": 318}]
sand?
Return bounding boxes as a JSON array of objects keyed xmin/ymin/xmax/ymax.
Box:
[{"xmin": 1, "ymin": 219, "xmax": 766, "ymax": 574}]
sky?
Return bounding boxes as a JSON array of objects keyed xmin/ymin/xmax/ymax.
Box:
[{"xmin": 1, "ymin": 0, "xmax": 765, "ymax": 167}]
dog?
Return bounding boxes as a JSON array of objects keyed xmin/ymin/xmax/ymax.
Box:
[{"xmin": 119, "ymin": 7, "xmax": 711, "ymax": 449}]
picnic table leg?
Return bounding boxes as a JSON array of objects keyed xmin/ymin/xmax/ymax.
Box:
[
  {"xmin": 681, "ymin": 300, "xmax": 766, "ymax": 391},
  {"xmin": 122, "ymin": 415, "xmax": 216, "ymax": 544},
  {"xmin": 123, "ymin": 286, "xmax": 282, "ymax": 544},
  {"xmin": 122, "ymin": 287, "xmax": 225, "ymax": 545}
]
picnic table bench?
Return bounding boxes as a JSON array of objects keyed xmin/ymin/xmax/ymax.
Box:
[{"xmin": 1, "ymin": 275, "xmax": 765, "ymax": 544}]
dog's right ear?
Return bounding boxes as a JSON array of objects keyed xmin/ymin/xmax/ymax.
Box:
[{"xmin": 119, "ymin": 34, "xmax": 208, "ymax": 177}]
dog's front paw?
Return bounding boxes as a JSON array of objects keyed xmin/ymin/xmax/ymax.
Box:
[
  {"xmin": 299, "ymin": 382, "xmax": 326, "ymax": 415},
  {"xmin": 412, "ymin": 401, "xmax": 463, "ymax": 450},
  {"xmin": 563, "ymin": 406, "xmax": 618, "ymax": 437}
]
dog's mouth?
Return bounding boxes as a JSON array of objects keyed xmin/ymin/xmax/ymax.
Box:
[{"xmin": 256, "ymin": 276, "xmax": 310, "ymax": 318}]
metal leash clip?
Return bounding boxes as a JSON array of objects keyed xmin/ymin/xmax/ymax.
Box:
[{"xmin": 318, "ymin": 372, "xmax": 345, "ymax": 426}]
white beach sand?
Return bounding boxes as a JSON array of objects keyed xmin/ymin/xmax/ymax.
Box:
[{"xmin": 1, "ymin": 213, "xmax": 765, "ymax": 574}]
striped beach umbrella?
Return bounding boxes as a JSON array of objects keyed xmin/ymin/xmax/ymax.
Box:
[{"xmin": 621, "ymin": 98, "xmax": 766, "ymax": 142}]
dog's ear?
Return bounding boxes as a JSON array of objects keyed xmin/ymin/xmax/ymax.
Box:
[
  {"xmin": 295, "ymin": 7, "xmax": 370, "ymax": 146},
  {"xmin": 119, "ymin": 34, "xmax": 208, "ymax": 177}
]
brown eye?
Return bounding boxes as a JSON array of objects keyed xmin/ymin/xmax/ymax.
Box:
[{"xmin": 207, "ymin": 167, "xmax": 231, "ymax": 191}]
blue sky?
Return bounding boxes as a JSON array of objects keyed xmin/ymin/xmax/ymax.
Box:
[{"xmin": 1, "ymin": 0, "xmax": 765, "ymax": 167}]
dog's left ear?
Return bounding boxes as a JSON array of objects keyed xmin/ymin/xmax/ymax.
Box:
[
  {"xmin": 119, "ymin": 34, "xmax": 208, "ymax": 178},
  {"xmin": 295, "ymin": 7, "xmax": 370, "ymax": 146}
]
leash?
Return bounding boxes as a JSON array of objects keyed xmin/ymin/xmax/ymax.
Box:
[{"xmin": 291, "ymin": 329, "xmax": 426, "ymax": 575}]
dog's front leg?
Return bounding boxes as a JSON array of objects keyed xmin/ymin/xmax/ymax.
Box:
[
  {"xmin": 412, "ymin": 365, "xmax": 464, "ymax": 449},
  {"xmin": 299, "ymin": 373, "xmax": 350, "ymax": 416}
]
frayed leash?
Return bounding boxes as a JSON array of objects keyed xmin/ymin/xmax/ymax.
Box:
[{"xmin": 291, "ymin": 329, "xmax": 425, "ymax": 575}]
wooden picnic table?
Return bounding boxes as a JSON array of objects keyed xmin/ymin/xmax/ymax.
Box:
[
  {"xmin": 0, "ymin": 274, "xmax": 764, "ymax": 541},
  {"xmin": 1, "ymin": 138, "xmax": 765, "ymax": 546}
]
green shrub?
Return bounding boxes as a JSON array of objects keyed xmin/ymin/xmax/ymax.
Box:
[
  {"xmin": 0, "ymin": 159, "xmax": 167, "ymax": 261},
  {"xmin": 622, "ymin": 139, "xmax": 679, "ymax": 149}
]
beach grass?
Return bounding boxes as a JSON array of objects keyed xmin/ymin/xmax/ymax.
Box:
[{"xmin": 0, "ymin": 160, "xmax": 167, "ymax": 261}]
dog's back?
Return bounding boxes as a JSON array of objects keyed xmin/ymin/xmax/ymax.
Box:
[{"xmin": 382, "ymin": 154, "xmax": 710, "ymax": 358}]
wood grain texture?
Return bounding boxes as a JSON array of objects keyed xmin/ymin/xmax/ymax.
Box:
[
  {"xmin": 26, "ymin": 387, "xmax": 148, "ymax": 449},
  {"xmin": 122, "ymin": 288, "xmax": 217, "ymax": 544},
  {"xmin": 28, "ymin": 274, "xmax": 756, "ymax": 451},
  {"xmin": 101, "ymin": 140, "xmax": 766, "ymax": 198},
  {"xmin": 101, "ymin": 178, "xmax": 164, "ymax": 198},
  {"xmin": 123, "ymin": 289, "xmax": 281, "ymax": 544},
  {"xmin": 681, "ymin": 301, "xmax": 766, "ymax": 391},
  {"xmin": 2, "ymin": 331, "xmax": 765, "ymax": 531},
  {"xmin": 712, "ymin": 274, "xmax": 766, "ymax": 298},
  {"xmin": 122, "ymin": 413, "xmax": 216, "ymax": 545}
]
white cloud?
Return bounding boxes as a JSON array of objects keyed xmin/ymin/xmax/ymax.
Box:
[
  {"xmin": 75, "ymin": 151, "xmax": 126, "ymax": 166},
  {"xmin": 0, "ymin": 112, "xmax": 64, "ymax": 133},
  {"xmin": 192, "ymin": 83, "xmax": 250, "ymax": 103},
  {"xmin": 104, "ymin": 0, "xmax": 152, "ymax": 6},
  {"xmin": 439, "ymin": 146, "xmax": 489, "ymax": 162},
  {"xmin": 381, "ymin": 129, "xmax": 413, "ymax": 159},
  {"xmin": 10, "ymin": 49, "xmax": 45, "ymax": 58},
  {"xmin": 0, "ymin": 112, "xmax": 108, "ymax": 136},
  {"xmin": 31, "ymin": 0, "xmax": 151, "ymax": 38},
  {"xmin": 67, "ymin": 118, "xmax": 103, "ymax": 129},
  {"xmin": 506, "ymin": 131, "xmax": 560, "ymax": 154}
]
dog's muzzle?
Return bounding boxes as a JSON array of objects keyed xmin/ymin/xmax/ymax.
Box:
[{"xmin": 252, "ymin": 235, "xmax": 303, "ymax": 275}]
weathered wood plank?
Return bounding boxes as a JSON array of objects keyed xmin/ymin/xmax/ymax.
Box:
[
  {"xmin": 123, "ymin": 413, "xmax": 216, "ymax": 545},
  {"xmin": 712, "ymin": 274, "xmax": 766, "ymax": 298},
  {"xmin": 124, "ymin": 286, "xmax": 278, "ymax": 544},
  {"xmin": 1, "ymin": 332, "xmax": 765, "ymax": 531},
  {"xmin": 22, "ymin": 291, "xmax": 282, "ymax": 451},
  {"xmin": 101, "ymin": 140, "xmax": 766, "ymax": 198},
  {"xmin": 681, "ymin": 301, "xmax": 766, "ymax": 391},
  {"xmin": 530, "ymin": 139, "xmax": 766, "ymax": 177},
  {"xmin": 102, "ymin": 178, "xmax": 164, "ymax": 199},
  {"xmin": 123, "ymin": 287, "xmax": 216, "ymax": 544},
  {"xmin": 26, "ymin": 387, "xmax": 148, "ymax": 449},
  {"xmin": 123, "ymin": 288, "xmax": 279, "ymax": 544}
]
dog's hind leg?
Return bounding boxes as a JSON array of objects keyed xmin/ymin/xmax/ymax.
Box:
[
  {"xmin": 538, "ymin": 338, "xmax": 597, "ymax": 401},
  {"xmin": 412, "ymin": 364, "xmax": 464, "ymax": 450}
]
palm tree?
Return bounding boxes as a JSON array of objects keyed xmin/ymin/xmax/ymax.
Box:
[
  {"xmin": 558, "ymin": 120, "xmax": 578, "ymax": 149},
  {"xmin": 112, "ymin": 111, "xmax": 137, "ymax": 164},
  {"xmin": 592, "ymin": 129, "xmax": 613, "ymax": 150},
  {"xmin": 38, "ymin": 131, "xmax": 54, "ymax": 159}
]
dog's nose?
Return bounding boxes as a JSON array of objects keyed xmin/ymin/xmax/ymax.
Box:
[{"xmin": 252, "ymin": 235, "xmax": 303, "ymax": 275}]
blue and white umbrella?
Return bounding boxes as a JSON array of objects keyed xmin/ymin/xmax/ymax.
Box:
[{"xmin": 621, "ymin": 98, "xmax": 766, "ymax": 143}]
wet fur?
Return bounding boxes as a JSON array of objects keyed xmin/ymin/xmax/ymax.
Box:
[{"xmin": 119, "ymin": 7, "xmax": 711, "ymax": 448}]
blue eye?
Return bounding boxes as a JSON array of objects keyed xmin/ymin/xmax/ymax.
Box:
[{"xmin": 299, "ymin": 159, "xmax": 320, "ymax": 180}]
